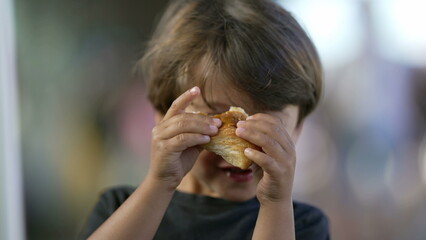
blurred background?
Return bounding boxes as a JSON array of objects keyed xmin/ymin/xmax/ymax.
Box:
[{"xmin": 1, "ymin": 0, "xmax": 426, "ymax": 239}]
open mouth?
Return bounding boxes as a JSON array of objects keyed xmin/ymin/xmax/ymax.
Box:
[{"xmin": 220, "ymin": 167, "xmax": 253, "ymax": 182}]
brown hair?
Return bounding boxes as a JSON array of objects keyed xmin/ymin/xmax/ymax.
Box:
[{"xmin": 136, "ymin": 0, "xmax": 323, "ymax": 124}]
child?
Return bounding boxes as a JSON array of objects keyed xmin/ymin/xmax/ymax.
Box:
[{"xmin": 82, "ymin": 0, "xmax": 329, "ymax": 239}]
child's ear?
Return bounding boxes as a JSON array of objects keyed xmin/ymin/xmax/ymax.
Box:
[
  {"xmin": 155, "ymin": 111, "xmax": 165, "ymax": 124},
  {"xmin": 291, "ymin": 120, "xmax": 304, "ymax": 144}
]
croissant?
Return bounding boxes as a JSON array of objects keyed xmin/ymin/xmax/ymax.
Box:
[{"xmin": 202, "ymin": 107, "xmax": 259, "ymax": 169}]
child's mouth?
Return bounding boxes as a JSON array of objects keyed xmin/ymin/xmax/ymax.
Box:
[{"xmin": 220, "ymin": 167, "xmax": 253, "ymax": 182}]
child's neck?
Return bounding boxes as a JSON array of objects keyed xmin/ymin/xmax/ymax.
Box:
[{"xmin": 177, "ymin": 173, "xmax": 219, "ymax": 198}]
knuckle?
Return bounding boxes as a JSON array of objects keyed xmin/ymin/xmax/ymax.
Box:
[
  {"xmin": 151, "ymin": 126, "xmax": 157, "ymax": 135},
  {"xmin": 176, "ymin": 120, "xmax": 185, "ymax": 129},
  {"xmin": 176, "ymin": 134, "xmax": 189, "ymax": 145},
  {"xmin": 264, "ymin": 136, "xmax": 277, "ymax": 148},
  {"xmin": 264, "ymin": 113, "xmax": 280, "ymax": 123},
  {"xmin": 274, "ymin": 125, "xmax": 282, "ymax": 134},
  {"xmin": 151, "ymin": 127, "xmax": 160, "ymax": 140},
  {"xmin": 165, "ymin": 139, "xmax": 177, "ymax": 151},
  {"xmin": 158, "ymin": 140, "xmax": 167, "ymax": 151},
  {"xmin": 249, "ymin": 113, "xmax": 261, "ymax": 121},
  {"xmin": 261, "ymin": 155, "xmax": 274, "ymax": 168},
  {"xmin": 272, "ymin": 115, "xmax": 282, "ymax": 124},
  {"xmin": 263, "ymin": 113, "xmax": 273, "ymax": 120},
  {"xmin": 177, "ymin": 134, "xmax": 186, "ymax": 143}
]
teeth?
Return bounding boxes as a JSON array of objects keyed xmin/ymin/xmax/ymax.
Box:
[{"xmin": 226, "ymin": 171, "xmax": 231, "ymax": 177}]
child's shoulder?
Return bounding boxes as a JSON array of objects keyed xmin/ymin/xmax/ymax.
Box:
[
  {"xmin": 96, "ymin": 185, "xmax": 136, "ymax": 210},
  {"xmin": 97, "ymin": 186, "xmax": 329, "ymax": 224},
  {"xmin": 99, "ymin": 185, "xmax": 136, "ymax": 197},
  {"xmin": 98, "ymin": 186, "xmax": 328, "ymax": 219},
  {"xmin": 293, "ymin": 201, "xmax": 329, "ymax": 236},
  {"xmin": 95, "ymin": 187, "xmax": 329, "ymax": 238}
]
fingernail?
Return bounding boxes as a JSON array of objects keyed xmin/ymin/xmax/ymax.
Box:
[
  {"xmin": 202, "ymin": 135, "xmax": 210, "ymax": 142},
  {"xmin": 246, "ymin": 116, "xmax": 253, "ymax": 120},
  {"xmin": 244, "ymin": 148, "xmax": 252, "ymax": 154},
  {"xmin": 237, "ymin": 120, "xmax": 245, "ymax": 127},
  {"xmin": 236, "ymin": 127, "xmax": 245, "ymax": 135},
  {"xmin": 190, "ymin": 87, "xmax": 199, "ymax": 95},
  {"xmin": 212, "ymin": 118, "xmax": 222, "ymax": 126},
  {"xmin": 210, "ymin": 125, "xmax": 218, "ymax": 132}
]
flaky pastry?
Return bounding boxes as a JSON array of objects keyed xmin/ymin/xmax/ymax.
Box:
[{"xmin": 201, "ymin": 107, "xmax": 259, "ymax": 169}]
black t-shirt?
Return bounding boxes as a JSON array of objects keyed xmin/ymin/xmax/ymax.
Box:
[{"xmin": 80, "ymin": 186, "xmax": 330, "ymax": 239}]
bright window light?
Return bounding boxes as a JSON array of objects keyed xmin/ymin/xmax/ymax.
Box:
[
  {"xmin": 373, "ymin": 0, "xmax": 426, "ymax": 66},
  {"xmin": 279, "ymin": 0, "xmax": 363, "ymax": 69}
]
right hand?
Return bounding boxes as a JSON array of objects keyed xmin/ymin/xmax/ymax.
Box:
[{"xmin": 148, "ymin": 86, "xmax": 222, "ymax": 190}]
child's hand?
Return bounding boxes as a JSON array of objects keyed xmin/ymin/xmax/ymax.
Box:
[
  {"xmin": 236, "ymin": 113, "xmax": 296, "ymax": 205},
  {"xmin": 148, "ymin": 86, "xmax": 221, "ymax": 190}
]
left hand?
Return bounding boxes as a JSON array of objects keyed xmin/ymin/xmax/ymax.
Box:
[{"xmin": 236, "ymin": 113, "xmax": 296, "ymax": 205}]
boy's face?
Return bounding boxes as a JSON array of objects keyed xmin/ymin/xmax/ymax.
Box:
[{"xmin": 156, "ymin": 82, "xmax": 302, "ymax": 202}]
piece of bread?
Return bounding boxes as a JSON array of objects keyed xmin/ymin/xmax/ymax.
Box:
[{"xmin": 201, "ymin": 107, "xmax": 259, "ymax": 169}]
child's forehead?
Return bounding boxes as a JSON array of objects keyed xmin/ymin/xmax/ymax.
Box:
[
  {"xmin": 187, "ymin": 57, "xmax": 259, "ymax": 114},
  {"xmin": 191, "ymin": 86, "xmax": 258, "ymax": 115}
]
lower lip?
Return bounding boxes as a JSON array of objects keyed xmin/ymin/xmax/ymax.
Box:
[{"xmin": 222, "ymin": 169, "xmax": 253, "ymax": 182}]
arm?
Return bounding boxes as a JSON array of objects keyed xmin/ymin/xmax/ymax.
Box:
[
  {"xmin": 236, "ymin": 113, "xmax": 297, "ymax": 240},
  {"xmin": 88, "ymin": 177, "xmax": 175, "ymax": 240},
  {"xmin": 88, "ymin": 87, "xmax": 221, "ymax": 239},
  {"xmin": 252, "ymin": 201, "xmax": 295, "ymax": 240}
]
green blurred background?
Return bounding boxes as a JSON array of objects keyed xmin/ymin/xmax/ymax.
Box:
[{"xmin": 15, "ymin": 0, "xmax": 165, "ymax": 238}]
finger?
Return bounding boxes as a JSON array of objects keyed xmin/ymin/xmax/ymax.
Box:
[
  {"xmin": 236, "ymin": 126, "xmax": 287, "ymax": 161},
  {"xmin": 246, "ymin": 113, "xmax": 278, "ymax": 125},
  {"xmin": 244, "ymin": 148, "xmax": 279, "ymax": 176},
  {"xmin": 163, "ymin": 86, "xmax": 200, "ymax": 121},
  {"xmin": 165, "ymin": 133, "xmax": 211, "ymax": 152},
  {"xmin": 158, "ymin": 113, "xmax": 221, "ymax": 139},
  {"xmin": 246, "ymin": 113, "xmax": 295, "ymax": 142},
  {"xmin": 237, "ymin": 118, "xmax": 295, "ymax": 154},
  {"xmin": 247, "ymin": 113, "xmax": 291, "ymax": 132}
]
